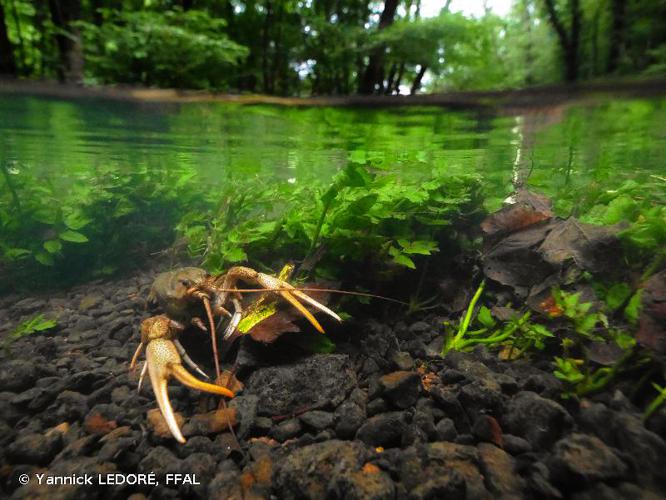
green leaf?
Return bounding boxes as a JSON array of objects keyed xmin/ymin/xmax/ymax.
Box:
[
  {"xmin": 624, "ymin": 290, "xmax": 643, "ymax": 324},
  {"xmin": 43, "ymin": 239, "xmax": 63, "ymax": 253},
  {"xmin": 391, "ymin": 252, "xmax": 416, "ymax": 269},
  {"xmin": 605, "ymin": 283, "xmax": 632, "ymax": 311},
  {"xmin": 64, "ymin": 210, "xmax": 92, "ymax": 230},
  {"xmin": 59, "ymin": 230, "xmax": 89, "ymax": 243},
  {"xmin": 477, "ymin": 306, "xmax": 496, "ymax": 328},
  {"xmin": 225, "ymin": 247, "xmax": 247, "ymax": 262},
  {"xmin": 35, "ymin": 252, "xmax": 54, "ymax": 266},
  {"xmin": 398, "ymin": 239, "xmax": 439, "ymax": 255}
]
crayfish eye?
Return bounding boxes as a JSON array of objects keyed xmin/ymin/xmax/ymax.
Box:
[{"xmin": 179, "ymin": 279, "xmax": 192, "ymax": 288}]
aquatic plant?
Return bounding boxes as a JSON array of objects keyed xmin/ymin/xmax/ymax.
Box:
[
  {"xmin": 643, "ymin": 383, "xmax": 666, "ymax": 422},
  {"xmin": 3, "ymin": 314, "xmax": 56, "ymax": 353}
]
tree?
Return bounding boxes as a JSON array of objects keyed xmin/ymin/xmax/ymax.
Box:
[
  {"xmin": 607, "ymin": 0, "xmax": 625, "ymax": 73},
  {"xmin": 48, "ymin": 0, "xmax": 84, "ymax": 82},
  {"xmin": 543, "ymin": 0, "xmax": 582, "ymax": 82},
  {"xmin": 0, "ymin": 2, "xmax": 17, "ymax": 75},
  {"xmin": 358, "ymin": 0, "xmax": 399, "ymax": 94}
]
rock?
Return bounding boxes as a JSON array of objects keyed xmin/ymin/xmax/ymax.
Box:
[
  {"xmin": 400, "ymin": 442, "xmax": 489, "ymax": 499},
  {"xmin": 229, "ymin": 395, "xmax": 258, "ymax": 439},
  {"xmin": 367, "ymin": 398, "xmax": 388, "ymax": 416},
  {"xmin": 271, "ymin": 418, "xmax": 302, "ymax": 442},
  {"xmin": 547, "ymin": 434, "xmax": 629, "ymax": 489},
  {"xmin": 335, "ymin": 400, "xmax": 366, "ymax": 439},
  {"xmin": 300, "ymin": 410, "xmax": 335, "ymax": 431},
  {"xmin": 6, "ymin": 432, "xmax": 63, "ymax": 465},
  {"xmin": 327, "ymin": 466, "xmax": 396, "ymax": 500},
  {"xmin": 503, "ymin": 434, "xmax": 532, "ymax": 455},
  {"xmin": 413, "ymin": 405, "xmax": 436, "ymax": 440},
  {"xmin": 78, "ymin": 293, "xmax": 105, "ymax": 312},
  {"xmin": 356, "ymin": 412, "xmax": 408, "ymax": 448},
  {"xmin": 274, "ymin": 440, "xmax": 370, "ymax": 499},
  {"xmin": 0, "ymin": 360, "xmax": 37, "ymax": 392},
  {"xmin": 178, "ymin": 453, "xmax": 216, "ymax": 497},
  {"xmin": 208, "ymin": 460, "xmax": 243, "ymax": 500},
  {"xmin": 436, "ymin": 418, "xmax": 458, "ymax": 442},
  {"xmin": 378, "ymin": 371, "xmax": 421, "ymax": 409},
  {"xmin": 477, "ymin": 443, "xmax": 526, "ymax": 498},
  {"xmin": 244, "ymin": 354, "xmax": 356, "ymax": 416},
  {"xmin": 430, "ymin": 385, "xmax": 472, "ymax": 433},
  {"xmin": 14, "ymin": 297, "xmax": 47, "ymax": 314},
  {"xmin": 138, "ymin": 446, "xmax": 181, "ymax": 477},
  {"xmin": 55, "ymin": 390, "xmax": 89, "ymax": 421},
  {"xmin": 502, "ymin": 391, "xmax": 573, "ymax": 450},
  {"xmin": 459, "ymin": 380, "xmax": 503, "ymax": 416},
  {"xmin": 579, "ymin": 402, "xmax": 666, "ymax": 483},
  {"xmin": 391, "ymin": 352, "xmax": 415, "ymax": 371},
  {"xmin": 472, "ymin": 415, "xmax": 503, "ymax": 447}
]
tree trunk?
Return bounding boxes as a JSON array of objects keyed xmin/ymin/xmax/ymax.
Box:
[
  {"xmin": 410, "ymin": 64, "xmax": 427, "ymax": 95},
  {"xmin": 358, "ymin": 0, "xmax": 399, "ymax": 94},
  {"xmin": 607, "ymin": 0, "xmax": 626, "ymax": 73},
  {"xmin": 48, "ymin": 0, "xmax": 84, "ymax": 83},
  {"xmin": 0, "ymin": 3, "xmax": 17, "ymax": 75},
  {"xmin": 543, "ymin": 0, "xmax": 580, "ymax": 82}
]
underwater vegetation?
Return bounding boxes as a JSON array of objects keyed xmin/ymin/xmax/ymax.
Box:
[{"xmin": 1, "ymin": 96, "xmax": 666, "ymax": 498}]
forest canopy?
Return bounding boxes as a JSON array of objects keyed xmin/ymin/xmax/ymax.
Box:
[{"xmin": 0, "ymin": 0, "xmax": 665, "ymax": 95}]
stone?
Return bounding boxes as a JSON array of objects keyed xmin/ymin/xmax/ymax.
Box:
[
  {"xmin": 391, "ymin": 351, "xmax": 415, "ymax": 371},
  {"xmin": 274, "ymin": 440, "xmax": 370, "ymax": 499},
  {"xmin": 503, "ymin": 434, "xmax": 532, "ymax": 455},
  {"xmin": 400, "ymin": 442, "xmax": 489, "ymax": 499},
  {"xmin": 244, "ymin": 354, "xmax": 356, "ymax": 416},
  {"xmin": 0, "ymin": 360, "xmax": 37, "ymax": 392},
  {"xmin": 271, "ymin": 418, "xmax": 302, "ymax": 442},
  {"xmin": 477, "ymin": 443, "xmax": 526, "ymax": 498},
  {"xmin": 6, "ymin": 431, "xmax": 63, "ymax": 465},
  {"xmin": 436, "ymin": 418, "xmax": 458, "ymax": 442},
  {"xmin": 335, "ymin": 400, "xmax": 366, "ymax": 439},
  {"xmin": 502, "ymin": 391, "xmax": 573, "ymax": 450},
  {"xmin": 547, "ymin": 433, "xmax": 629, "ymax": 488},
  {"xmin": 472, "ymin": 415, "xmax": 503, "ymax": 447},
  {"xmin": 356, "ymin": 412, "xmax": 408, "ymax": 448},
  {"xmin": 300, "ymin": 410, "xmax": 335, "ymax": 431},
  {"xmin": 229, "ymin": 395, "xmax": 258, "ymax": 439},
  {"xmin": 378, "ymin": 371, "xmax": 421, "ymax": 409}
]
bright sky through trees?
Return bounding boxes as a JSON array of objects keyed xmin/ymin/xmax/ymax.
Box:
[{"xmin": 420, "ymin": 0, "xmax": 513, "ymax": 18}]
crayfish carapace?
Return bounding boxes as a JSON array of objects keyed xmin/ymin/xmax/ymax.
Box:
[{"xmin": 130, "ymin": 266, "xmax": 342, "ymax": 443}]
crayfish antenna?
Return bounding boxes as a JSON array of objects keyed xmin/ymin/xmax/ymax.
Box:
[{"xmin": 146, "ymin": 339, "xmax": 234, "ymax": 444}]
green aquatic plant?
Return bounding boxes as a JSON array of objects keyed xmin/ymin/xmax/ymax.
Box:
[
  {"xmin": 3, "ymin": 314, "xmax": 57, "ymax": 353},
  {"xmin": 643, "ymin": 383, "xmax": 666, "ymax": 422},
  {"xmin": 177, "ymin": 162, "xmax": 483, "ymax": 283}
]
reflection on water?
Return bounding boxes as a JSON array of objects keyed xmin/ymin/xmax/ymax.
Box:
[{"xmin": 2, "ymin": 95, "xmax": 664, "ymax": 214}]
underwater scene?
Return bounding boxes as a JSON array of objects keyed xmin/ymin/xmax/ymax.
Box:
[{"xmin": 1, "ymin": 93, "xmax": 665, "ymax": 499}]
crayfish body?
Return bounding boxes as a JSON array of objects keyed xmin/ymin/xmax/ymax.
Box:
[{"xmin": 132, "ymin": 266, "xmax": 341, "ymax": 443}]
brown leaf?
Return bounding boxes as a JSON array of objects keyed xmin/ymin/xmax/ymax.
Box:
[
  {"xmin": 188, "ymin": 408, "xmax": 238, "ymax": 434},
  {"xmin": 248, "ymin": 310, "xmax": 301, "ymax": 343},
  {"xmin": 84, "ymin": 413, "xmax": 118, "ymax": 436},
  {"xmin": 481, "ymin": 189, "xmax": 553, "ymax": 239},
  {"xmin": 147, "ymin": 408, "xmax": 185, "ymax": 439},
  {"xmin": 216, "ymin": 370, "xmax": 244, "ymax": 394}
]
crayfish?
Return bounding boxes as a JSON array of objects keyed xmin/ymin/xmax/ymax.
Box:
[{"xmin": 130, "ymin": 266, "xmax": 341, "ymax": 443}]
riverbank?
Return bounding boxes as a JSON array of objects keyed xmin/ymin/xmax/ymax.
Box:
[{"xmin": 2, "ymin": 76, "xmax": 666, "ymax": 111}]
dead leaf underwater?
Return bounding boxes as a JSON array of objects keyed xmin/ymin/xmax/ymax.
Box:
[{"xmin": 481, "ymin": 191, "xmax": 624, "ymax": 308}]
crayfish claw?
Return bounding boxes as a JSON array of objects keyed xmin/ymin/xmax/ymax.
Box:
[{"xmin": 145, "ymin": 338, "xmax": 234, "ymax": 443}]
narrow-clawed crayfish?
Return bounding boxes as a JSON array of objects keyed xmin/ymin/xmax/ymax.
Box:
[{"xmin": 130, "ymin": 266, "xmax": 341, "ymax": 443}]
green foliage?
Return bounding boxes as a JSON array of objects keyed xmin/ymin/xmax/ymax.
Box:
[
  {"xmin": 176, "ymin": 161, "xmax": 483, "ymax": 281},
  {"xmin": 552, "ymin": 356, "xmax": 618, "ymax": 398},
  {"xmin": 643, "ymin": 383, "xmax": 666, "ymax": 422},
  {"xmin": 3, "ymin": 313, "xmax": 56, "ymax": 352},
  {"xmin": 78, "ymin": 9, "xmax": 248, "ymax": 89},
  {"xmin": 552, "ymin": 289, "xmax": 607, "ymax": 338}
]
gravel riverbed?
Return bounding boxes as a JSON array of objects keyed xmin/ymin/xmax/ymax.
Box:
[{"xmin": 1, "ymin": 267, "xmax": 665, "ymax": 499}]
